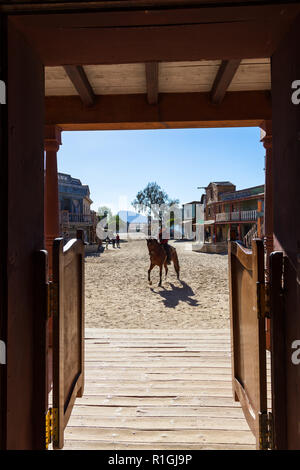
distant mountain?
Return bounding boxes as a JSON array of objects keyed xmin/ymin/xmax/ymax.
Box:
[{"xmin": 118, "ymin": 210, "xmax": 148, "ymax": 224}]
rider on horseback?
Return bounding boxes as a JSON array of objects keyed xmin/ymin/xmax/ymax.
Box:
[{"xmin": 158, "ymin": 226, "xmax": 171, "ymax": 265}]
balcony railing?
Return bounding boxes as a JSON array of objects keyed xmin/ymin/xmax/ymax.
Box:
[
  {"xmin": 216, "ymin": 212, "xmax": 230, "ymax": 222},
  {"xmin": 240, "ymin": 210, "xmax": 257, "ymax": 221},
  {"xmin": 230, "ymin": 212, "xmax": 240, "ymax": 221},
  {"xmin": 60, "ymin": 211, "xmax": 93, "ymax": 225},
  {"xmin": 215, "ymin": 210, "xmax": 257, "ymax": 223},
  {"xmin": 70, "ymin": 213, "xmax": 93, "ymax": 223}
]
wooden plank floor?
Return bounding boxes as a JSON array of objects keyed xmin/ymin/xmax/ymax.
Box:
[{"xmin": 64, "ymin": 328, "xmax": 256, "ymax": 450}]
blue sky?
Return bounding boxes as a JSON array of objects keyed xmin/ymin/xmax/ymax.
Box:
[{"xmin": 58, "ymin": 127, "xmax": 265, "ymax": 214}]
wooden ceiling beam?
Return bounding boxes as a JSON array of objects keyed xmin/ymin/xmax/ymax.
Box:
[
  {"xmin": 1, "ymin": 1, "xmax": 300, "ymax": 15},
  {"xmin": 63, "ymin": 65, "xmax": 95, "ymax": 106},
  {"xmin": 10, "ymin": 5, "xmax": 300, "ymax": 65},
  {"xmin": 210, "ymin": 59, "xmax": 241, "ymax": 105},
  {"xmin": 45, "ymin": 90, "xmax": 271, "ymax": 130},
  {"xmin": 145, "ymin": 62, "xmax": 159, "ymax": 105}
]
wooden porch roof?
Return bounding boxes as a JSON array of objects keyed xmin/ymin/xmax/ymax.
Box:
[
  {"xmin": 45, "ymin": 59, "xmax": 270, "ymax": 97},
  {"xmin": 6, "ymin": 2, "xmax": 299, "ymax": 129}
]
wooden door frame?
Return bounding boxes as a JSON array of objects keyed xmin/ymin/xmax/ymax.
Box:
[
  {"xmin": 271, "ymin": 13, "xmax": 300, "ymax": 447},
  {"xmin": 270, "ymin": 251, "xmax": 287, "ymax": 449},
  {"xmin": 1, "ymin": 3, "xmax": 299, "ymax": 450},
  {"xmin": 0, "ymin": 12, "xmax": 8, "ymax": 451}
]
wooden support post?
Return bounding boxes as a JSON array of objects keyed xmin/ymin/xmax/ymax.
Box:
[
  {"xmin": 44, "ymin": 125, "xmax": 62, "ymax": 278},
  {"xmin": 257, "ymin": 199, "xmax": 263, "ymax": 238},
  {"xmin": 44, "ymin": 126, "xmax": 61, "ymax": 358},
  {"xmin": 260, "ymin": 120, "xmax": 273, "ymax": 279},
  {"xmin": 260, "ymin": 121, "xmax": 272, "ymax": 351}
]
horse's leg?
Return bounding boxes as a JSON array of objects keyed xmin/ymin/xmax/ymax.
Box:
[
  {"xmin": 164, "ymin": 261, "xmax": 168, "ymax": 279},
  {"xmin": 158, "ymin": 264, "xmax": 163, "ymax": 287},
  {"xmin": 172, "ymin": 251, "xmax": 180, "ymax": 280},
  {"xmin": 148, "ymin": 263, "xmax": 154, "ymax": 285}
]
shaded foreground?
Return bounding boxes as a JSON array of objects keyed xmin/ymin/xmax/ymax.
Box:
[{"xmin": 63, "ymin": 328, "xmax": 255, "ymax": 450}]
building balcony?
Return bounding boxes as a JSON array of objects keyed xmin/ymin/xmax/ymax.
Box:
[
  {"xmin": 215, "ymin": 210, "xmax": 257, "ymax": 223},
  {"xmin": 60, "ymin": 210, "xmax": 93, "ymax": 225},
  {"xmin": 240, "ymin": 210, "xmax": 257, "ymax": 221},
  {"xmin": 216, "ymin": 212, "xmax": 230, "ymax": 222}
]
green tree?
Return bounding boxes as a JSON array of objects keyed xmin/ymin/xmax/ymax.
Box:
[
  {"xmin": 132, "ymin": 182, "xmax": 179, "ymax": 235},
  {"xmin": 98, "ymin": 206, "xmax": 112, "ymax": 221},
  {"xmin": 132, "ymin": 182, "xmax": 179, "ymax": 215}
]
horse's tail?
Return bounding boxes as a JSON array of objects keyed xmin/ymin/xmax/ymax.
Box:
[{"xmin": 171, "ymin": 247, "xmax": 180, "ymax": 279}]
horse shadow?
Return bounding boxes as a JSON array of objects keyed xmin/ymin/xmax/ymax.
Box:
[{"xmin": 151, "ymin": 280, "xmax": 198, "ymax": 309}]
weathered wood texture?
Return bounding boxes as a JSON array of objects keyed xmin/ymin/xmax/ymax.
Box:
[
  {"xmin": 271, "ymin": 14, "xmax": 300, "ymax": 449},
  {"xmin": 228, "ymin": 240, "xmax": 267, "ymax": 449},
  {"xmin": 63, "ymin": 328, "xmax": 256, "ymax": 450},
  {"xmin": 45, "ymin": 60, "xmax": 270, "ymax": 97},
  {"xmin": 53, "ymin": 233, "xmax": 85, "ymax": 449}
]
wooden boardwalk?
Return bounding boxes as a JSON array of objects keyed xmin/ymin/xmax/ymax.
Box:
[{"xmin": 64, "ymin": 328, "xmax": 256, "ymax": 450}]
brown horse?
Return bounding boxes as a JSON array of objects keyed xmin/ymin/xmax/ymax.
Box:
[{"xmin": 146, "ymin": 238, "xmax": 180, "ymax": 287}]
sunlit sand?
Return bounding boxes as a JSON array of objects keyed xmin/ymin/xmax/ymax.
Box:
[{"xmin": 85, "ymin": 240, "xmax": 229, "ymax": 329}]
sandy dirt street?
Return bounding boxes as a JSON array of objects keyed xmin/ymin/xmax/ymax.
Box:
[{"xmin": 85, "ymin": 239, "xmax": 229, "ymax": 329}]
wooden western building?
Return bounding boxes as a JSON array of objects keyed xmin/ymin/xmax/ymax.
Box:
[
  {"xmin": 200, "ymin": 182, "xmax": 264, "ymax": 252},
  {"xmin": 58, "ymin": 172, "xmax": 98, "ymax": 244},
  {"xmin": 0, "ymin": 0, "xmax": 299, "ymax": 450},
  {"xmin": 182, "ymin": 201, "xmax": 201, "ymax": 240}
]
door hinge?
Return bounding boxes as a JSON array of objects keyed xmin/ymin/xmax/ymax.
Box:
[
  {"xmin": 45, "ymin": 408, "xmax": 52, "ymax": 449},
  {"xmin": 259, "ymin": 411, "xmax": 274, "ymax": 450},
  {"xmin": 45, "ymin": 407, "xmax": 58, "ymax": 449},
  {"xmin": 264, "ymin": 282, "xmax": 271, "ymax": 319},
  {"xmin": 257, "ymin": 282, "xmax": 265, "ymax": 320},
  {"xmin": 47, "ymin": 282, "xmax": 58, "ymax": 319},
  {"xmin": 0, "ymin": 340, "xmax": 6, "ymax": 365},
  {"xmin": 257, "ymin": 282, "xmax": 271, "ymax": 320}
]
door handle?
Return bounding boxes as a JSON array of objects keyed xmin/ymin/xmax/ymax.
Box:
[{"xmin": 0, "ymin": 340, "xmax": 6, "ymax": 365}]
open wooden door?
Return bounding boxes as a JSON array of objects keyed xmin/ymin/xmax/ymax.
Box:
[
  {"xmin": 52, "ymin": 231, "xmax": 85, "ymax": 449},
  {"xmin": 228, "ymin": 239, "xmax": 272, "ymax": 449}
]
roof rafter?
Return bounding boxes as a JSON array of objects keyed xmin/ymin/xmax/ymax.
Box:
[
  {"xmin": 145, "ymin": 62, "xmax": 159, "ymax": 105},
  {"xmin": 210, "ymin": 59, "xmax": 241, "ymax": 105},
  {"xmin": 63, "ymin": 65, "xmax": 95, "ymax": 106}
]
